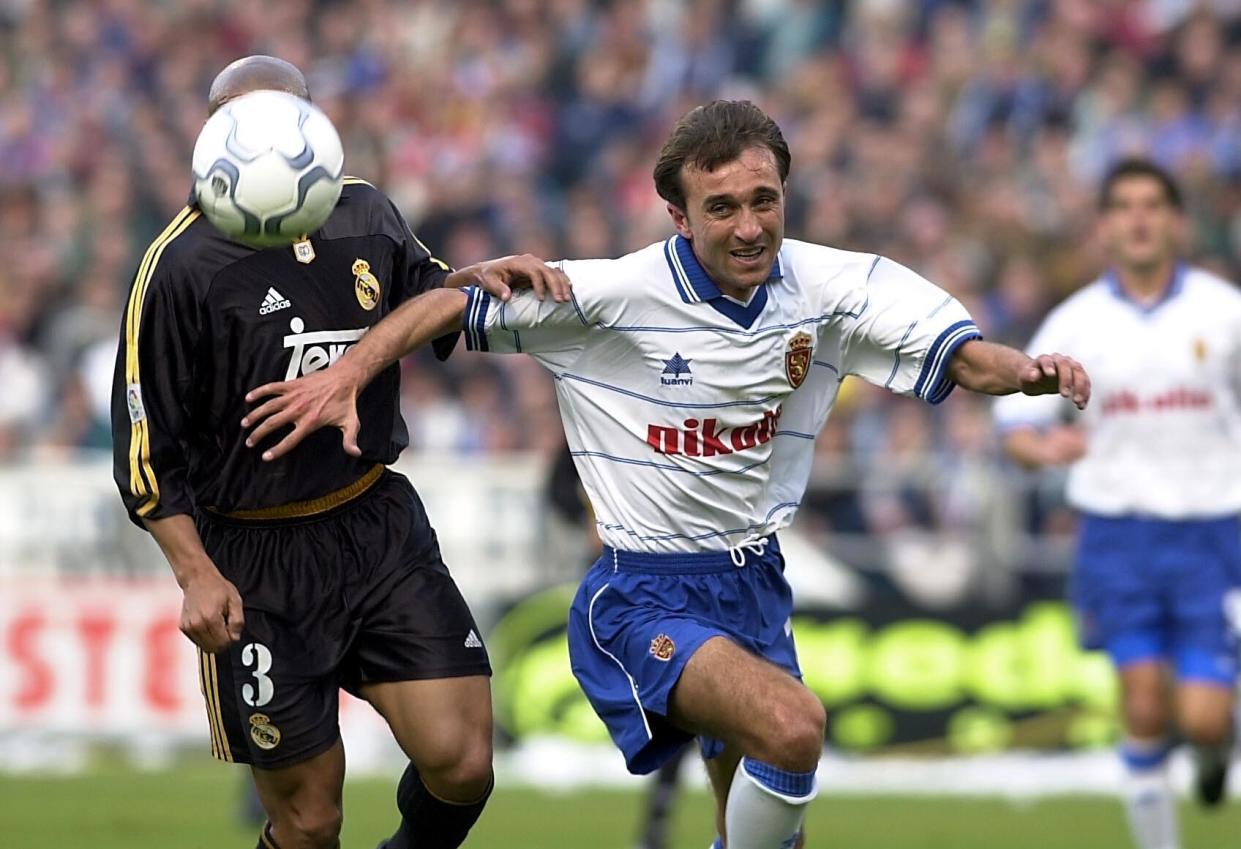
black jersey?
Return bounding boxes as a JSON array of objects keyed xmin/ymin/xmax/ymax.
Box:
[{"xmin": 112, "ymin": 178, "xmax": 454, "ymax": 525}]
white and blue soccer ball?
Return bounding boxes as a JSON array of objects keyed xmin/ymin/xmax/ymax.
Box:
[{"xmin": 191, "ymin": 89, "xmax": 344, "ymax": 247}]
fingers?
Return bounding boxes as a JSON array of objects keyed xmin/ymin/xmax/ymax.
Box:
[
  {"xmin": 341, "ymin": 414, "xmax": 361, "ymax": 457},
  {"xmin": 246, "ymin": 406, "xmax": 299, "ymax": 449},
  {"xmin": 1051, "ymin": 354, "xmax": 1090, "ymax": 410},
  {"xmin": 241, "ymin": 395, "xmax": 288, "ymax": 432},
  {"xmin": 262, "ymin": 422, "xmax": 310, "ymax": 462},
  {"xmin": 1070, "ymin": 359, "xmax": 1091, "ymax": 409},
  {"xmin": 224, "ymin": 586, "xmax": 245, "ymax": 643},
  {"xmin": 476, "ymin": 267, "xmax": 512, "ymax": 302},
  {"xmin": 245, "ymin": 381, "xmax": 290, "ymax": 404},
  {"xmin": 182, "ymin": 605, "xmax": 231, "ymax": 654},
  {"xmin": 546, "ymin": 266, "xmax": 572, "ymax": 302}
]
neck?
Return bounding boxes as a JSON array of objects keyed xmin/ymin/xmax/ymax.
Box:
[
  {"xmin": 1115, "ymin": 258, "xmax": 1177, "ymax": 306},
  {"xmin": 718, "ymin": 282, "xmax": 755, "ymax": 302}
]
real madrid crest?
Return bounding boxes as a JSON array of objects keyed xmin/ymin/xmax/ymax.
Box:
[
  {"xmin": 249, "ymin": 713, "xmax": 281, "ymax": 750},
  {"xmin": 353, "ymin": 258, "xmax": 381, "ymax": 310},
  {"xmin": 785, "ymin": 331, "xmax": 814, "ymax": 389},
  {"xmin": 292, "ymin": 238, "xmax": 315, "ymax": 264},
  {"xmin": 1193, "ymin": 337, "xmax": 1207, "ymax": 363}
]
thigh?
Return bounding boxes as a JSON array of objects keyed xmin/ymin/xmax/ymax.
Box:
[
  {"xmin": 251, "ymin": 738, "xmax": 345, "ymax": 839},
  {"xmin": 667, "ymin": 636, "xmax": 815, "ymax": 754},
  {"xmin": 360, "ymin": 676, "xmax": 493, "ymax": 769}
]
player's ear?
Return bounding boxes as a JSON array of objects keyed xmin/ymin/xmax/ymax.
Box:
[{"xmin": 667, "ymin": 203, "xmax": 692, "ymax": 240}]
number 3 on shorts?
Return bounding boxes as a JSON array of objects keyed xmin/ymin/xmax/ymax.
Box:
[{"xmin": 241, "ymin": 642, "xmax": 274, "ymax": 707}]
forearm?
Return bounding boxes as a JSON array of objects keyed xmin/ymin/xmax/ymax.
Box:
[
  {"xmin": 341, "ymin": 288, "xmax": 467, "ymax": 386},
  {"xmin": 142, "ymin": 513, "xmax": 219, "ymax": 588},
  {"xmin": 1002, "ymin": 428, "xmax": 1049, "ymax": 469},
  {"xmin": 947, "ymin": 340, "xmax": 1031, "ymax": 396}
]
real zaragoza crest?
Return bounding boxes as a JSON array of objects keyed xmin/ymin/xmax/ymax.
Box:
[{"xmin": 785, "ymin": 331, "xmax": 813, "ymax": 388}]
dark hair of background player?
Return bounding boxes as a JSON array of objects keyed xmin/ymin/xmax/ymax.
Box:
[
  {"xmin": 652, "ymin": 99, "xmax": 792, "ymax": 210},
  {"xmin": 1098, "ymin": 157, "xmax": 1183, "ymax": 211}
]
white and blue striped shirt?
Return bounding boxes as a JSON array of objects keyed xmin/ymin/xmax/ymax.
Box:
[{"xmin": 465, "ymin": 235, "xmax": 980, "ymax": 553}]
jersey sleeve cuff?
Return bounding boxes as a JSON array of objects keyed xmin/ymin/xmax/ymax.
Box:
[
  {"xmin": 463, "ymin": 286, "xmax": 491, "ymax": 352},
  {"xmin": 914, "ymin": 320, "xmax": 982, "ymax": 405}
]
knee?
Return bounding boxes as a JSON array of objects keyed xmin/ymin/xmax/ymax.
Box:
[
  {"xmin": 1124, "ymin": 692, "xmax": 1170, "ymax": 739},
  {"xmin": 1179, "ymin": 708, "xmax": 1233, "ymax": 747},
  {"xmin": 757, "ymin": 689, "xmax": 825, "ymax": 772},
  {"xmin": 418, "ymin": 731, "xmax": 494, "ymax": 801},
  {"xmin": 277, "ymin": 802, "xmax": 343, "ymax": 849}
]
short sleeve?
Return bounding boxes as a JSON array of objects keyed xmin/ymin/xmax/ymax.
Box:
[
  {"xmin": 462, "ymin": 258, "xmax": 616, "ymax": 372},
  {"xmin": 840, "ymin": 257, "xmax": 982, "ymax": 404}
]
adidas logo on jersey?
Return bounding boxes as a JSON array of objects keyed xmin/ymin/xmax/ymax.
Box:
[
  {"xmin": 259, "ymin": 287, "xmax": 292, "ymax": 315},
  {"xmin": 464, "ymin": 630, "xmax": 483, "ymax": 649}
]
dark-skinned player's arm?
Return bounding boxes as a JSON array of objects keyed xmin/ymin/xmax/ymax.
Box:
[
  {"xmin": 948, "ymin": 339, "xmax": 1091, "ymax": 409},
  {"xmin": 243, "ymin": 287, "xmax": 469, "ymax": 461}
]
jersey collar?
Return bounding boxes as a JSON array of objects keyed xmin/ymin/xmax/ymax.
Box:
[
  {"xmin": 1104, "ymin": 262, "xmax": 1185, "ymax": 314},
  {"xmin": 663, "ymin": 235, "xmax": 782, "ymax": 329}
]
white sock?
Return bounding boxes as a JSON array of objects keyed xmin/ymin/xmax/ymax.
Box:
[
  {"xmin": 723, "ymin": 757, "xmax": 817, "ymax": 849},
  {"xmin": 1120, "ymin": 740, "xmax": 1179, "ymax": 849}
]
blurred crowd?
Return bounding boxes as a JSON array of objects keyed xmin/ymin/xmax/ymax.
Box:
[{"xmin": 2, "ymin": 0, "xmax": 1240, "ymax": 544}]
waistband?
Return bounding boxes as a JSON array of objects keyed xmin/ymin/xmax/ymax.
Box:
[
  {"xmin": 602, "ymin": 534, "xmax": 780, "ymax": 574},
  {"xmin": 202, "ymin": 464, "xmax": 386, "ymax": 524}
]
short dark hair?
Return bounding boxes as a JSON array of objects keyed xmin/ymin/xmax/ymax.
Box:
[
  {"xmin": 1099, "ymin": 158, "xmax": 1182, "ymax": 210},
  {"xmin": 653, "ymin": 100, "xmax": 791, "ymax": 209}
]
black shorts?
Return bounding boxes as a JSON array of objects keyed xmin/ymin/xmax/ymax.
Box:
[{"xmin": 193, "ymin": 469, "xmax": 490, "ymax": 769}]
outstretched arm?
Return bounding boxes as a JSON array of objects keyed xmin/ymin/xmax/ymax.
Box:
[
  {"xmin": 242, "ymin": 287, "xmax": 468, "ymax": 460},
  {"xmin": 949, "ymin": 339, "xmax": 1090, "ymax": 409}
]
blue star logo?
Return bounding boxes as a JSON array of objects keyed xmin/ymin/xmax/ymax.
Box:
[{"xmin": 662, "ymin": 353, "xmax": 693, "ymax": 377}]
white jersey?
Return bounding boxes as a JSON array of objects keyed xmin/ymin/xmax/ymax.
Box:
[
  {"xmin": 994, "ymin": 265, "xmax": 1241, "ymax": 518},
  {"xmin": 464, "ymin": 235, "xmax": 979, "ymax": 553}
]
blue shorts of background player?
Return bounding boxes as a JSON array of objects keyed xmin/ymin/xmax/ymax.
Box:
[
  {"xmin": 567, "ymin": 535, "xmax": 800, "ymax": 774},
  {"xmin": 1072, "ymin": 513, "xmax": 1241, "ymax": 685}
]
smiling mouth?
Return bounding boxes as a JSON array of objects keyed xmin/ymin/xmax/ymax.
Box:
[{"xmin": 731, "ymin": 246, "xmax": 765, "ymax": 260}]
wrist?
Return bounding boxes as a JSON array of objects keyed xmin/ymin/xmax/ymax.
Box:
[{"xmin": 172, "ymin": 555, "xmax": 219, "ymax": 590}]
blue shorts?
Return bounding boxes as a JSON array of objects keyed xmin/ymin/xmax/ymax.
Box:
[
  {"xmin": 567, "ymin": 536, "xmax": 800, "ymax": 775},
  {"xmin": 1072, "ymin": 513, "xmax": 1241, "ymax": 685}
]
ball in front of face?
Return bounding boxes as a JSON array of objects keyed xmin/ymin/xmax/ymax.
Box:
[{"xmin": 192, "ymin": 90, "xmax": 344, "ymax": 247}]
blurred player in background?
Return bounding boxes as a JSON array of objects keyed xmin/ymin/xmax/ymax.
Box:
[
  {"xmin": 241, "ymin": 100, "xmax": 1089, "ymax": 849},
  {"xmin": 112, "ymin": 56, "xmax": 566, "ymax": 849},
  {"xmin": 996, "ymin": 159, "xmax": 1241, "ymax": 849}
]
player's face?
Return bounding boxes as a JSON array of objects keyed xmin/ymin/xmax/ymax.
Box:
[
  {"xmin": 668, "ymin": 146, "xmax": 785, "ymax": 299},
  {"xmin": 1100, "ymin": 176, "xmax": 1182, "ymax": 272}
]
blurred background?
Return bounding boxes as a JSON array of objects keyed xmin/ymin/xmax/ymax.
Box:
[{"xmin": 1, "ymin": 0, "xmax": 1240, "ymax": 847}]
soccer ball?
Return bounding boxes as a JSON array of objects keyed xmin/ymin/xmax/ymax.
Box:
[{"xmin": 191, "ymin": 90, "xmax": 344, "ymax": 247}]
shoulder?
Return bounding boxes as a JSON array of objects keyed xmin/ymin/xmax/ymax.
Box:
[
  {"xmin": 318, "ymin": 176, "xmax": 407, "ymax": 240},
  {"xmin": 779, "ymin": 239, "xmax": 880, "ymax": 286},
  {"xmin": 133, "ymin": 206, "xmax": 232, "ymax": 297},
  {"xmin": 1040, "ymin": 279, "xmax": 1112, "ymax": 328},
  {"xmin": 1182, "ymin": 266, "xmax": 1241, "ymax": 312},
  {"xmin": 557, "ymin": 241, "xmax": 670, "ymax": 296}
]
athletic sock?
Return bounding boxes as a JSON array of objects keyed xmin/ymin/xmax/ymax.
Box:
[
  {"xmin": 723, "ymin": 757, "xmax": 816, "ymax": 849},
  {"xmin": 382, "ymin": 762, "xmax": 494, "ymax": 849},
  {"xmin": 1120, "ymin": 739, "xmax": 1179, "ymax": 849},
  {"xmin": 255, "ymin": 822, "xmax": 280, "ymax": 849}
]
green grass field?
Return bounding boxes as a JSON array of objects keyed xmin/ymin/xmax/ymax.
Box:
[{"xmin": 1, "ymin": 764, "xmax": 1238, "ymax": 848}]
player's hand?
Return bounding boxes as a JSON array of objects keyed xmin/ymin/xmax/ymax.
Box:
[
  {"xmin": 243, "ymin": 364, "xmax": 363, "ymax": 461},
  {"xmin": 180, "ymin": 565, "xmax": 244, "ymax": 653},
  {"xmin": 1019, "ymin": 353, "xmax": 1090, "ymax": 410},
  {"xmin": 460, "ymin": 254, "xmax": 572, "ymax": 303}
]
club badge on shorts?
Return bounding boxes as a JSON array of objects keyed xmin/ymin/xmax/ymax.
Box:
[
  {"xmin": 785, "ymin": 331, "xmax": 813, "ymax": 389},
  {"xmin": 249, "ymin": 713, "xmax": 282, "ymax": 750},
  {"xmin": 353, "ymin": 258, "xmax": 381, "ymax": 310},
  {"xmin": 649, "ymin": 634, "xmax": 676, "ymax": 661}
]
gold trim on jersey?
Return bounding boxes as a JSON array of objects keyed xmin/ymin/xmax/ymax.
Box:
[
  {"xmin": 209, "ymin": 464, "xmax": 385, "ymax": 521},
  {"xmin": 123, "ymin": 206, "xmax": 201, "ymax": 517},
  {"xmin": 198, "ymin": 648, "xmax": 233, "ymax": 762}
]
